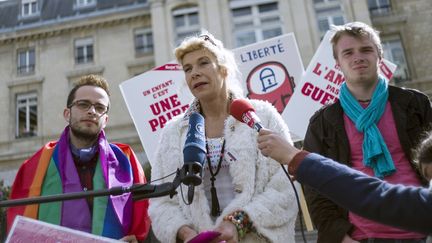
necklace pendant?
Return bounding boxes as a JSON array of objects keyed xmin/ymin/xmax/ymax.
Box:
[{"xmin": 210, "ymin": 186, "xmax": 221, "ymax": 216}]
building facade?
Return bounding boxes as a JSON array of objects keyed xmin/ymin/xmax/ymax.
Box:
[{"xmin": 0, "ymin": 0, "xmax": 431, "ymax": 187}]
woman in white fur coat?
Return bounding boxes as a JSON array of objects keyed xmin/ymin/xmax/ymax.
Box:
[{"xmin": 148, "ymin": 32, "xmax": 298, "ymax": 243}]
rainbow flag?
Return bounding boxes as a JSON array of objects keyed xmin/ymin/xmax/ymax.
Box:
[{"xmin": 7, "ymin": 127, "xmax": 150, "ymax": 240}]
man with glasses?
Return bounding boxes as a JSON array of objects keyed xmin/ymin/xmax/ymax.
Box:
[{"xmin": 7, "ymin": 75, "xmax": 150, "ymax": 242}]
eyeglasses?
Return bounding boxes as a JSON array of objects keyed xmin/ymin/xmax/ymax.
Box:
[
  {"xmin": 199, "ymin": 34, "xmax": 217, "ymax": 47},
  {"xmin": 68, "ymin": 100, "xmax": 109, "ymax": 115}
]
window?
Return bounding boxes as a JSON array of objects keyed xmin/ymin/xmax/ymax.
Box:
[
  {"xmin": 17, "ymin": 48, "xmax": 35, "ymax": 75},
  {"xmin": 16, "ymin": 92, "xmax": 37, "ymax": 138},
  {"xmin": 75, "ymin": 0, "xmax": 96, "ymax": 8},
  {"xmin": 230, "ymin": 0, "xmax": 282, "ymax": 47},
  {"xmin": 172, "ymin": 6, "xmax": 200, "ymax": 45},
  {"xmin": 21, "ymin": 0, "xmax": 39, "ymax": 17},
  {"xmin": 382, "ymin": 37, "xmax": 409, "ymax": 83},
  {"xmin": 368, "ymin": 0, "xmax": 391, "ymax": 15},
  {"xmin": 134, "ymin": 28, "xmax": 153, "ymax": 55},
  {"xmin": 317, "ymin": 14, "xmax": 345, "ymax": 35},
  {"xmin": 314, "ymin": 0, "xmax": 345, "ymax": 38},
  {"xmin": 74, "ymin": 37, "xmax": 93, "ymax": 64}
]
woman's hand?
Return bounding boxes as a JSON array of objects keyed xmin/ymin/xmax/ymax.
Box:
[
  {"xmin": 211, "ymin": 220, "xmax": 238, "ymax": 243},
  {"xmin": 120, "ymin": 235, "xmax": 138, "ymax": 243},
  {"xmin": 177, "ymin": 225, "xmax": 198, "ymax": 242}
]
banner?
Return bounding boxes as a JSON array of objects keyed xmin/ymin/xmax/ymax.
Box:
[
  {"xmin": 234, "ymin": 33, "xmax": 304, "ymax": 113},
  {"xmin": 119, "ymin": 63, "xmax": 193, "ymax": 164},
  {"xmin": 6, "ymin": 216, "xmax": 120, "ymax": 242},
  {"xmin": 282, "ymin": 31, "xmax": 397, "ymax": 141}
]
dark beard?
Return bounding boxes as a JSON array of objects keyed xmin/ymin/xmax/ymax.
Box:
[{"xmin": 70, "ymin": 124, "xmax": 100, "ymax": 142}]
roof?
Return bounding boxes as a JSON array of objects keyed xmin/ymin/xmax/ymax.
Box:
[{"xmin": 0, "ymin": 0, "xmax": 149, "ymax": 33}]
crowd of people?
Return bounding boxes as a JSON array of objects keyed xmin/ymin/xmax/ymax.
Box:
[{"xmin": 5, "ymin": 21, "xmax": 432, "ymax": 243}]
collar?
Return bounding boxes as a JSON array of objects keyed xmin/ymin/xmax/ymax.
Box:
[{"xmin": 70, "ymin": 142, "xmax": 98, "ymax": 163}]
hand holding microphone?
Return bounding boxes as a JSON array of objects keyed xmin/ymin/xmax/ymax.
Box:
[
  {"xmin": 257, "ymin": 128, "xmax": 301, "ymax": 165},
  {"xmin": 230, "ymin": 98, "xmax": 300, "ymax": 165}
]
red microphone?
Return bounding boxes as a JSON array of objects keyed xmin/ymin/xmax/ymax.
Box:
[{"xmin": 230, "ymin": 99, "xmax": 263, "ymax": 132}]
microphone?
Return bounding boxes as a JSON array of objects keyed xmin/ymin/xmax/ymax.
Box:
[
  {"xmin": 230, "ymin": 99, "xmax": 263, "ymax": 132},
  {"xmin": 182, "ymin": 112, "xmax": 206, "ymax": 202}
]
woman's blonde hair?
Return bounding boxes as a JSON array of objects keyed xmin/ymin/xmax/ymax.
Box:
[{"xmin": 174, "ymin": 31, "xmax": 244, "ymax": 97}]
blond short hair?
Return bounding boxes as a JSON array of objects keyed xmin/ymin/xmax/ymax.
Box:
[
  {"xmin": 331, "ymin": 22, "xmax": 383, "ymax": 60},
  {"xmin": 174, "ymin": 31, "xmax": 244, "ymax": 97}
]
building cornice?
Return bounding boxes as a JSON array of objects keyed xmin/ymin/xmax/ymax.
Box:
[
  {"xmin": 0, "ymin": 6, "xmax": 151, "ymax": 44},
  {"xmin": 7, "ymin": 75, "xmax": 44, "ymax": 88}
]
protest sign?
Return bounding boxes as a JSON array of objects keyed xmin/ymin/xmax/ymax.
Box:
[
  {"xmin": 234, "ymin": 33, "xmax": 304, "ymax": 113},
  {"xmin": 119, "ymin": 63, "xmax": 193, "ymax": 164},
  {"xmin": 6, "ymin": 216, "xmax": 120, "ymax": 243}
]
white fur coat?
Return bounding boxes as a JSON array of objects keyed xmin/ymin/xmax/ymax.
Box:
[{"xmin": 149, "ymin": 99, "xmax": 298, "ymax": 243}]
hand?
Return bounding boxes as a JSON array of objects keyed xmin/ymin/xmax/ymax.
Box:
[
  {"xmin": 177, "ymin": 225, "xmax": 198, "ymax": 242},
  {"xmin": 211, "ymin": 220, "xmax": 238, "ymax": 243},
  {"xmin": 341, "ymin": 234, "xmax": 360, "ymax": 243},
  {"xmin": 257, "ymin": 128, "xmax": 301, "ymax": 165},
  {"xmin": 120, "ymin": 235, "xmax": 138, "ymax": 243}
]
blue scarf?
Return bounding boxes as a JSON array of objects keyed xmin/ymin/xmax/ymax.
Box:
[{"xmin": 340, "ymin": 76, "xmax": 396, "ymax": 178}]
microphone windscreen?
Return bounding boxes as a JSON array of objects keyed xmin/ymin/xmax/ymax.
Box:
[
  {"xmin": 230, "ymin": 99, "xmax": 255, "ymax": 122},
  {"xmin": 183, "ymin": 112, "xmax": 206, "ymax": 164}
]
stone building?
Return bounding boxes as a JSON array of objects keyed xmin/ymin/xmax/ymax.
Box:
[
  {"xmin": 1, "ymin": 0, "xmax": 431, "ymax": 241},
  {"xmin": 0, "ymin": 0, "xmax": 430, "ymax": 187}
]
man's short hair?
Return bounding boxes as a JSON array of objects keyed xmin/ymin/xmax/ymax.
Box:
[
  {"xmin": 67, "ymin": 75, "xmax": 110, "ymax": 107},
  {"xmin": 330, "ymin": 22, "xmax": 383, "ymax": 60}
]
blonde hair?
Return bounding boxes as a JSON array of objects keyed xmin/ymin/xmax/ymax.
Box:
[
  {"xmin": 330, "ymin": 22, "xmax": 383, "ymax": 60},
  {"xmin": 174, "ymin": 31, "xmax": 244, "ymax": 97}
]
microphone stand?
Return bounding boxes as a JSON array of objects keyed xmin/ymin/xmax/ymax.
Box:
[{"xmin": 0, "ymin": 168, "xmax": 184, "ymax": 208}]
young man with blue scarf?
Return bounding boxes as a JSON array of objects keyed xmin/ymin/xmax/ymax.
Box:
[{"xmin": 303, "ymin": 22, "xmax": 432, "ymax": 243}]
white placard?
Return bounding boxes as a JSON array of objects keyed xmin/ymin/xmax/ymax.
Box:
[
  {"xmin": 233, "ymin": 33, "xmax": 304, "ymax": 114},
  {"xmin": 6, "ymin": 216, "xmax": 121, "ymax": 242},
  {"xmin": 119, "ymin": 63, "xmax": 193, "ymax": 165}
]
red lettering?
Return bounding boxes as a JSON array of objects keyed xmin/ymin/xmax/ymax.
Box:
[
  {"xmin": 301, "ymin": 82, "xmax": 337, "ymax": 105},
  {"xmin": 380, "ymin": 62, "xmax": 393, "ymax": 80},
  {"xmin": 313, "ymin": 62, "xmax": 322, "ymax": 76},
  {"xmin": 333, "ymin": 73, "xmax": 345, "ymax": 86},
  {"xmin": 321, "ymin": 92, "xmax": 335, "ymax": 105},
  {"xmin": 149, "ymin": 119, "xmax": 158, "ymax": 132},
  {"xmin": 301, "ymin": 82, "xmax": 314, "ymax": 96},
  {"xmin": 170, "ymin": 94, "xmax": 181, "ymax": 108},
  {"xmin": 150, "ymin": 103, "xmax": 161, "ymax": 115},
  {"xmin": 324, "ymin": 70, "xmax": 335, "ymax": 83},
  {"xmin": 147, "ymin": 104, "xmax": 191, "ymax": 132}
]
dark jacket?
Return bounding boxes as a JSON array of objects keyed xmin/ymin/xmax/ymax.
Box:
[
  {"xmin": 296, "ymin": 153, "xmax": 432, "ymax": 235},
  {"xmin": 303, "ymin": 85, "xmax": 432, "ymax": 243}
]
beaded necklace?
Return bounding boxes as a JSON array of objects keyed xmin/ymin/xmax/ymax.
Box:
[{"xmin": 206, "ymin": 138, "xmax": 226, "ymax": 217}]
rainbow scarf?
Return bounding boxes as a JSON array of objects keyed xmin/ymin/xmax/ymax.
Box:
[{"xmin": 7, "ymin": 127, "xmax": 150, "ymax": 239}]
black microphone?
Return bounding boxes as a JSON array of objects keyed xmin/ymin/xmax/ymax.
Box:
[
  {"xmin": 182, "ymin": 112, "xmax": 206, "ymax": 203},
  {"xmin": 230, "ymin": 99, "xmax": 264, "ymax": 132}
]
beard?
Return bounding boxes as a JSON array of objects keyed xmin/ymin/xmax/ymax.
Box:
[{"xmin": 69, "ymin": 121, "xmax": 101, "ymax": 142}]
